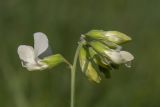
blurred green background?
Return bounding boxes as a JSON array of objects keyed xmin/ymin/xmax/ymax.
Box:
[{"xmin": 0, "ymin": 0, "xmax": 160, "ymax": 107}]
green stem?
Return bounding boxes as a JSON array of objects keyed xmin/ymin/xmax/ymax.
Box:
[
  {"xmin": 70, "ymin": 42, "xmax": 83, "ymax": 107},
  {"xmin": 63, "ymin": 57, "xmax": 72, "ymax": 69}
]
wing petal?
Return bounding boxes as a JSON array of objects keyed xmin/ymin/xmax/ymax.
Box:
[{"xmin": 17, "ymin": 45, "xmax": 36, "ymax": 64}]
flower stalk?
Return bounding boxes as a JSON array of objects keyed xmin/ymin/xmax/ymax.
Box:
[{"xmin": 70, "ymin": 42, "xmax": 83, "ymax": 107}]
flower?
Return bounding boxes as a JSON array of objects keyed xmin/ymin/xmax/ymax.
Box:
[
  {"xmin": 89, "ymin": 41, "xmax": 134, "ymax": 67},
  {"xmin": 104, "ymin": 50, "xmax": 134, "ymax": 67},
  {"xmin": 17, "ymin": 32, "xmax": 64, "ymax": 71},
  {"xmin": 79, "ymin": 30, "xmax": 134, "ymax": 83}
]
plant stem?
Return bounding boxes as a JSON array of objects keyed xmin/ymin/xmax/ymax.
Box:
[
  {"xmin": 70, "ymin": 42, "xmax": 82, "ymax": 107},
  {"xmin": 63, "ymin": 57, "xmax": 72, "ymax": 69}
]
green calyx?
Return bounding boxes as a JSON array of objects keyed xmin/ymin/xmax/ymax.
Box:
[{"xmin": 42, "ymin": 54, "xmax": 65, "ymax": 69}]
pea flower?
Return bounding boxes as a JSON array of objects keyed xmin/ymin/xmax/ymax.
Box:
[
  {"xmin": 17, "ymin": 32, "xmax": 65, "ymax": 71},
  {"xmin": 89, "ymin": 41, "xmax": 134, "ymax": 67}
]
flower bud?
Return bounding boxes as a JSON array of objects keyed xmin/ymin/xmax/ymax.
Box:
[
  {"xmin": 89, "ymin": 41, "xmax": 110, "ymax": 55},
  {"xmin": 100, "ymin": 39, "xmax": 121, "ymax": 49},
  {"xmin": 103, "ymin": 31, "xmax": 131, "ymax": 44},
  {"xmin": 79, "ymin": 46, "xmax": 101, "ymax": 83},
  {"xmin": 86, "ymin": 62, "xmax": 101, "ymax": 83},
  {"xmin": 42, "ymin": 54, "xmax": 65, "ymax": 68},
  {"xmin": 85, "ymin": 30, "xmax": 104, "ymax": 40},
  {"xmin": 89, "ymin": 41, "xmax": 134, "ymax": 65},
  {"xmin": 88, "ymin": 47, "xmax": 109, "ymax": 68},
  {"xmin": 79, "ymin": 46, "xmax": 88, "ymax": 72},
  {"xmin": 88, "ymin": 47, "xmax": 111, "ymax": 78},
  {"xmin": 85, "ymin": 30, "xmax": 131, "ymax": 45}
]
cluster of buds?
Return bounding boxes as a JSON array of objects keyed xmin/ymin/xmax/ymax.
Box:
[{"xmin": 79, "ymin": 30, "xmax": 134, "ymax": 83}]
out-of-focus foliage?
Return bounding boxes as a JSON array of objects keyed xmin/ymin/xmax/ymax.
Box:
[{"xmin": 0, "ymin": 0, "xmax": 160, "ymax": 107}]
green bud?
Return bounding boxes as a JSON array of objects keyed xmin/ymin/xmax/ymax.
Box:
[
  {"xmin": 86, "ymin": 62, "xmax": 101, "ymax": 83},
  {"xmin": 88, "ymin": 47, "xmax": 109, "ymax": 68},
  {"xmin": 87, "ymin": 47, "xmax": 98, "ymax": 63},
  {"xmin": 85, "ymin": 30, "xmax": 104, "ymax": 40},
  {"xmin": 89, "ymin": 41, "xmax": 115, "ymax": 67},
  {"xmin": 86, "ymin": 30, "xmax": 131, "ymax": 45},
  {"xmin": 103, "ymin": 31, "xmax": 131, "ymax": 44},
  {"xmin": 79, "ymin": 46, "xmax": 101, "ymax": 83},
  {"xmin": 42, "ymin": 54, "xmax": 65, "ymax": 68},
  {"xmin": 99, "ymin": 39, "xmax": 121, "ymax": 49},
  {"xmin": 89, "ymin": 41, "xmax": 110, "ymax": 55},
  {"xmin": 89, "ymin": 41, "xmax": 122, "ymax": 65},
  {"xmin": 79, "ymin": 46, "xmax": 88, "ymax": 72},
  {"xmin": 88, "ymin": 47, "xmax": 112, "ymax": 78}
]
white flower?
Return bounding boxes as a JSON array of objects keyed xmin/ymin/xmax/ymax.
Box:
[
  {"xmin": 105, "ymin": 50, "xmax": 134, "ymax": 67},
  {"xmin": 17, "ymin": 32, "xmax": 52, "ymax": 71}
]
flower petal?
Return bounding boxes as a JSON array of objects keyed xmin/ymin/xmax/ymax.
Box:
[
  {"xmin": 34, "ymin": 32, "xmax": 52, "ymax": 58},
  {"xmin": 120, "ymin": 51, "xmax": 134, "ymax": 62},
  {"xmin": 17, "ymin": 45, "xmax": 36, "ymax": 65},
  {"xmin": 106, "ymin": 50, "xmax": 124, "ymax": 64}
]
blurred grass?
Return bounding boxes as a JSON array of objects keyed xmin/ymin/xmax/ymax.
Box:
[{"xmin": 0, "ymin": 0, "xmax": 160, "ymax": 107}]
